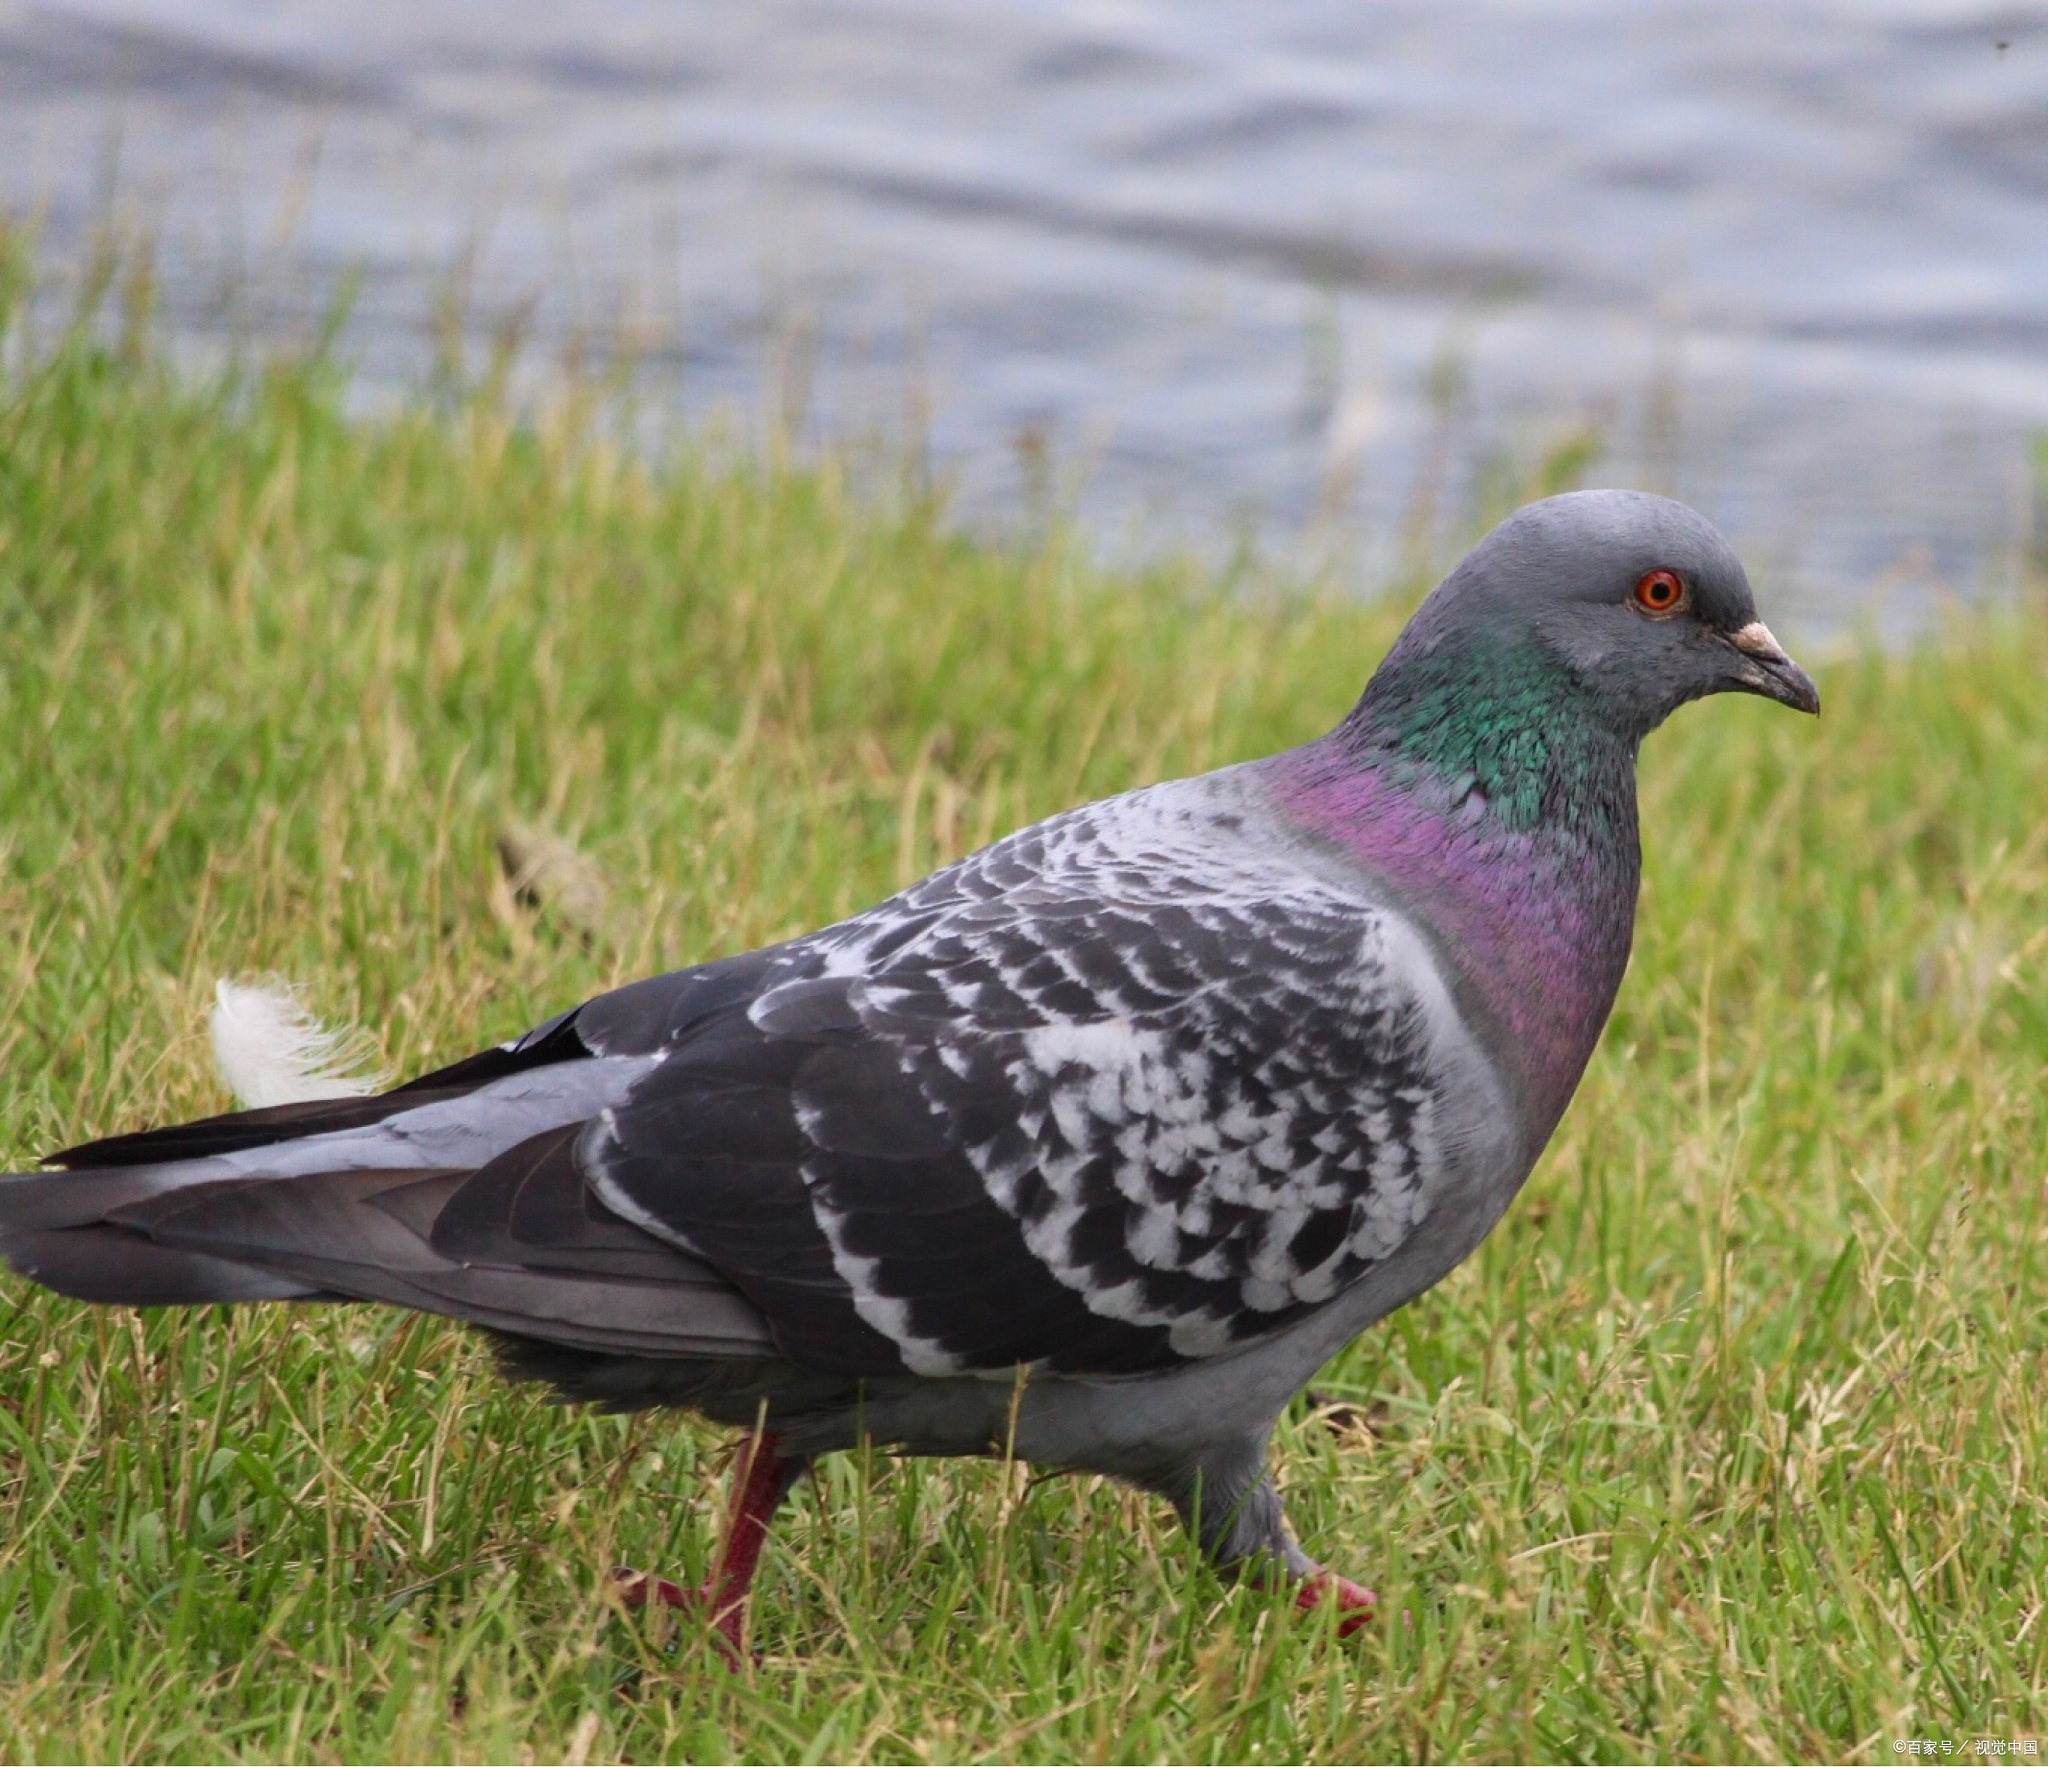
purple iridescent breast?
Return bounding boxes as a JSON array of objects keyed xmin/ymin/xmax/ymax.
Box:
[{"xmin": 1261, "ymin": 742, "xmax": 1638, "ymax": 1145}]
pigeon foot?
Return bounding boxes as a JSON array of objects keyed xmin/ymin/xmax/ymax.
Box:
[
  {"xmin": 1294, "ymin": 1570, "xmax": 1377, "ymax": 1636},
  {"xmin": 611, "ymin": 1430, "xmax": 802, "ymax": 1662},
  {"xmin": 611, "ymin": 1566, "xmax": 752, "ymax": 1659}
]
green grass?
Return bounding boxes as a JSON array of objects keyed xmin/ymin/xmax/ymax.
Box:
[{"xmin": 1, "ymin": 257, "xmax": 2047, "ymax": 1765}]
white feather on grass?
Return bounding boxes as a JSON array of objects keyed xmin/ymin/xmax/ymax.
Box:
[{"xmin": 209, "ymin": 978, "xmax": 384, "ymax": 1109}]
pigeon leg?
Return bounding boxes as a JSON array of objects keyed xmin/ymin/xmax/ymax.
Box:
[
  {"xmin": 614, "ymin": 1430, "xmax": 806, "ymax": 1655},
  {"xmin": 702, "ymin": 1429, "xmax": 804, "ymax": 1649},
  {"xmin": 1168, "ymin": 1441, "xmax": 1376, "ymax": 1638}
]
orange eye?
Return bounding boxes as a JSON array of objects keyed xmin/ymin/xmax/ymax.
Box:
[{"xmin": 1632, "ymin": 569, "xmax": 1686, "ymax": 615}]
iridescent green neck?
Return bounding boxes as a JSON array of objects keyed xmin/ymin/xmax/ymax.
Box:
[{"xmin": 1340, "ymin": 631, "xmax": 1635, "ymax": 834}]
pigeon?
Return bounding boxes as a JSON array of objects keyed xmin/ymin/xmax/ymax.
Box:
[{"xmin": 0, "ymin": 490, "xmax": 1818, "ymax": 1650}]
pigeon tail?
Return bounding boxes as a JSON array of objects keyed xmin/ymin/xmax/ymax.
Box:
[{"xmin": 0, "ymin": 1131, "xmax": 779, "ymax": 1360}]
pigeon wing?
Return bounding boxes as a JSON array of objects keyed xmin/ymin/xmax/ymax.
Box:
[{"xmin": 590, "ymin": 819, "xmax": 1458, "ymax": 1380}]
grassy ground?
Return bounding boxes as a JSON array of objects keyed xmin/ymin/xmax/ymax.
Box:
[{"xmin": 0, "ymin": 261, "xmax": 2046, "ymax": 1765}]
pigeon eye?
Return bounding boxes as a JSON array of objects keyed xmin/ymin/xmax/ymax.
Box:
[{"xmin": 1632, "ymin": 569, "xmax": 1687, "ymax": 616}]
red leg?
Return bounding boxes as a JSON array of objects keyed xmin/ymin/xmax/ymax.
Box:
[
  {"xmin": 1295, "ymin": 1569, "xmax": 1377, "ymax": 1637},
  {"xmin": 702, "ymin": 1430, "xmax": 797, "ymax": 1649},
  {"xmin": 614, "ymin": 1430, "xmax": 802, "ymax": 1657}
]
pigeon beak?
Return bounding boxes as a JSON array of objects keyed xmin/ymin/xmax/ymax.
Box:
[{"xmin": 1722, "ymin": 621, "xmax": 1820, "ymax": 715}]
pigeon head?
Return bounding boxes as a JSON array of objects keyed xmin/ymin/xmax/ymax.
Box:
[
  {"xmin": 1340, "ymin": 491, "xmax": 1817, "ymax": 829},
  {"xmin": 1391, "ymin": 489, "xmax": 1817, "ymax": 736}
]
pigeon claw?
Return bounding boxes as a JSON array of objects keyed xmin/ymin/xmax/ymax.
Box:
[
  {"xmin": 1295, "ymin": 1570, "xmax": 1377, "ymax": 1637},
  {"xmin": 610, "ymin": 1566, "xmax": 751, "ymax": 1662},
  {"xmin": 612, "ymin": 1565, "xmax": 692, "ymax": 1610},
  {"xmin": 607, "ymin": 1430, "xmax": 798, "ymax": 1669}
]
